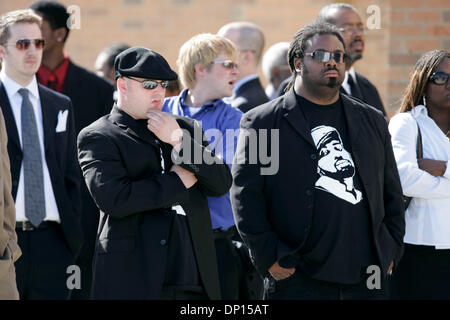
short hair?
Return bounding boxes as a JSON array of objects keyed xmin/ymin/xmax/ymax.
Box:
[
  {"xmin": 218, "ymin": 22, "xmax": 265, "ymax": 64},
  {"xmin": 262, "ymin": 42, "xmax": 290, "ymax": 82},
  {"xmin": 317, "ymin": 3, "xmax": 358, "ymax": 25},
  {"xmin": 287, "ymin": 21, "xmax": 346, "ymax": 75},
  {"xmin": 400, "ymin": 50, "xmax": 450, "ymax": 112},
  {"xmin": 98, "ymin": 43, "xmax": 131, "ymax": 70},
  {"xmin": 29, "ymin": 0, "xmax": 70, "ymax": 42},
  {"xmin": 0, "ymin": 9, "xmax": 42, "ymax": 45},
  {"xmin": 177, "ymin": 33, "xmax": 238, "ymax": 89}
]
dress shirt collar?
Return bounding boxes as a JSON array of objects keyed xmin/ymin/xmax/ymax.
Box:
[
  {"xmin": 0, "ymin": 70, "xmax": 40, "ymax": 101},
  {"xmin": 343, "ymin": 67, "xmax": 357, "ymax": 87}
]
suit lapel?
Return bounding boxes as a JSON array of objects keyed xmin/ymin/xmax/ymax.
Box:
[
  {"xmin": 62, "ymin": 60, "xmax": 80, "ymax": 100},
  {"xmin": 38, "ymin": 85, "xmax": 59, "ymax": 155},
  {"xmin": 0, "ymin": 82, "xmax": 21, "ymax": 152},
  {"xmin": 282, "ymin": 88, "xmax": 315, "ymax": 148}
]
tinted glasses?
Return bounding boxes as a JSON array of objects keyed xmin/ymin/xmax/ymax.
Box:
[
  {"xmin": 304, "ymin": 50, "xmax": 346, "ymax": 64},
  {"xmin": 211, "ymin": 59, "xmax": 238, "ymax": 70},
  {"xmin": 429, "ymin": 72, "xmax": 450, "ymax": 86},
  {"xmin": 4, "ymin": 38, "xmax": 45, "ymax": 50},
  {"xmin": 125, "ymin": 77, "xmax": 170, "ymax": 90}
]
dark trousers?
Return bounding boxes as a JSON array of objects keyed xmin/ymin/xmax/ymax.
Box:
[
  {"xmin": 15, "ymin": 222, "xmax": 75, "ymax": 300},
  {"xmin": 214, "ymin": 227, "xmax": 264, "ymax": 300},
  {"xmin": 160, "ymin": 286, "xmax": 208, "ymax": 300},
  {"xmin": 389, "ymin": 243, "xmax": 450, "ymax": 300},
  {"xmin": 71, "ymin": 191, "xmax": 99, "ymax": 300},
  {"xmin": 214, "ymin": 228, "xmax": 242, "ymax": 300},
  {"xmin": 265, "ymin": 268, "xmax": 389, "ymax": 300}
]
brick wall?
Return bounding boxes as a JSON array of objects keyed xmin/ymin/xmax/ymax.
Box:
[{"xmin": 1, "ymin": 0, "xmax": 449, "ymax": 117}]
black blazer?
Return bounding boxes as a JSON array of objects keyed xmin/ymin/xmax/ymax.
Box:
[
  {"xmin": 340, "ymin": 72, "xmax": 386, "ymax": 116},
  {"xmin": 0, "ymin": 82, "xmax": 83, "ymax": 258},
  {"xmin": 61, "ymin": 60, "xmax": 114, "ymax": 261},
  {"xmin": 77, "ymin": 106, "xmax": 231, "ymax": 300},
  {"xmin": 230, "ymin": 87, "xmax": 405, "ymax": 278},
  {"xmin": 63, "ymin": 60, "xmax": 114, "ymax": 134},
  {"xmin": 231, "ymin": 77, "xmax": 269, "ymax": 113}
]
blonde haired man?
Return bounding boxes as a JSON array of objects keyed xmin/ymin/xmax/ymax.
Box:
[
  {"xmin": 0, "ymin": 9, "xmax": 82, "ymax": 299},
  {"xmin": 163, "ymin": 33, "xmax": 244, "ymax": 299}
]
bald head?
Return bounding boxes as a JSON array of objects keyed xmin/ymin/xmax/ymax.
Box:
[{"xmin": 217, "ymin": 21, "xmax": 265, "ymax": 64}]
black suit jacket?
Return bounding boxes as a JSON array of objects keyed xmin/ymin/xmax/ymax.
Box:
[
  {"xmin": 340, "ymin": 72, "xmax": 386, "ymax": 116},
  {"xmin": 230, "ymin": 87, "xmax": 405, "ymax": 279},
  {"xmin": 0, "ymin": 82, "xmax": 83, "ymax": 258},
  {"xmin": 61, "ymin": 60, "xmax": 114, "ymax": 261},
  {"xmin": 77, "ymin": 106, "xmax": 231, "ymax": 299},
  {"xmin": 231, "ymin": 77, "xmax": 269, "ymax": 113}
]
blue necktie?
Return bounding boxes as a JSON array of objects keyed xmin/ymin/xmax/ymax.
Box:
[{"xmin": 18, "ymin": 88, "xmax": 45, "ymax": 227}]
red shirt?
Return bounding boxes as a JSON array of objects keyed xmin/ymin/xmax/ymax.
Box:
[{"xmin": 37, "ymin": 53, "xmax": 70, "ymax": 93}]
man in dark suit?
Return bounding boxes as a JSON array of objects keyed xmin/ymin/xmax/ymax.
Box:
[
  {"xmin": 318, "ymin": 3, "xmax": 386, "ymax": 116},
  {"xmin": 78, "ymin": 47, "xmax": 231, "ymax": 299},
  {"xmin": 231, "ymin": 21, "xmax": 404, "ymax": 300},
  {"xmin": 218, "ymin": 22, "xmax": 269, "ymax": 113},
  {"xmin": 0, "ymin": 9, "xmax": 82, "ymax": 299},
  {"xmin": 29, "ymin": 0, "xmax": 114, "ymax": 299}
]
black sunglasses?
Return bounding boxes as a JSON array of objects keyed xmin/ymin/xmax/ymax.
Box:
[
  {"xmin": 303, "ymin": 50, "xmax": 347, "ymax": 64},
  {"xmin": 125, "ymin": 77, "xmax": 170, "ymax": 90},
  {"xmin": 429, "ymin": 72, "xmax": 450, "ymax": 86},
  {"xmin": 4, "ymin": 38, "xmax": 45, "ymax": 51}
]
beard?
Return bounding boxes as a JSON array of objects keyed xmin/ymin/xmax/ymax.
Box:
[{"xmin": 326, "ymin": 77, "xmax": 340, "ymax": 88}]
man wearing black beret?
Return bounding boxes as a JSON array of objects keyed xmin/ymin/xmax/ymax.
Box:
[{"xmin": 77, "ymin": 46, "xmax": 230, "ymax": 299}]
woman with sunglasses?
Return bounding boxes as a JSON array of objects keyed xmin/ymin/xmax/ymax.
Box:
[{"xmin": 388, "ymin": 50, "xmax": 450, "ymax": 300}]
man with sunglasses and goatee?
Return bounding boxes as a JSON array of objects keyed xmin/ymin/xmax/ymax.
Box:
[
  {"xmin": 231, "ymin": 21, "xmax": 405, "ymax": 300},
  {"xmin": 163, "ymin": 34, "xmax": 246, "ymax": 300},
  {"xmin": 0, "ymin": 9, "xmax": 82, "ymax": 299},
  {"xmin": 77, "ymin": 46, "xmax": 231, "ymax": 300}
]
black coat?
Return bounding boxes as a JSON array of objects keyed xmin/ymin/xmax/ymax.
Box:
[
  {"xmin": 230, "ymin": 87, "xmax": 405, "ymax": 278},
  {"xmin": 340, "ymin": 72, "xmax": 386, "ymax": 116},
  {"xmin": 231, "ymin": 77, "xmax": 269, "ymax": 113},
  {"xmin": 0, "ymin": 82, "xmax": 83, "ymax": 258},
  {"xmin": 77, "ymin": 106, "xmax": 231, "ymax": 299},
  {"xmin": 62, "ymin": 60, "xmax": 114, "ymax": 261}
]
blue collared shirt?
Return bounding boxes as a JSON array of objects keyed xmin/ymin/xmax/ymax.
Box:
[{"xmin": 163, "ymin": 89, "xmax": 243, "ymax": 230}]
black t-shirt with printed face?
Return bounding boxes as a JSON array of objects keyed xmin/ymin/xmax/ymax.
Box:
[{"xmin": 295, "ymin": 93, "xmax": 378, "ymax": 284}]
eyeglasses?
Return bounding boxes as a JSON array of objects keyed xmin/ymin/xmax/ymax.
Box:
[
  {"xmin": 3, "ymin": 39, "xmax": 45, "ymax": 50},
  {"xmin": 125, "ymin": 77, "xmax": 169, "ymax": 90},
  {"xmin": 211, "ymin": 60, "xmax": 238, "ymax": 70},
  {"xmin": 429, "ymin": 72, "xmax": 450, "ymax": 86},
  {"xmin": 337, "ymin": 26, "xmax": 366, "ymax": 35},
  {"xmin": 303, "ymin": 50, "xmax": 347, "ymax": 64}
]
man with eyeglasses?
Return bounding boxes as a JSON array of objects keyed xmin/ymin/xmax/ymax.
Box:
[
  {"xmin": 77, "ymin": 46, "xmax": 230, "ymax": 300},
  {"xmin": 231, "ymin": 21, "xmax": 405, "ymax": 300},
  {"xmin": 317, "ymin": 3, "xmax": 386, "ymax": 116},
  {"xmin": 218, "ymin": 22, "xmax": 269, "ymax": 113},
  {"xmin": 163, "ymin": 33, "xmax": 246, "ymax": 300},
  {"xmin": 0, "ymin": 9, "xmax": 82, "ymax": 299}
]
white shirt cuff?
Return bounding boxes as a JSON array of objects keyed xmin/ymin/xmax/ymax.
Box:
[{"xmin": 444, "ymin": 161, "xmax": 450, "ymax": 179}]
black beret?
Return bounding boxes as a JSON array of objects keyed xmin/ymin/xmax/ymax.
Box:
[{"xmin": 114, "ymin": 47, "xmax": 178, "ymax": 81}]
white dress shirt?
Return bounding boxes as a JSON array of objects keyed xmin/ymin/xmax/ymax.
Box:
[
  {"xmin": 341, "ymin": 67, "xmax": 358, "ymax": 96},
  {"xmin": 0, "ymin": 71, "xmax": 61, "ymax": 223},
  {"xmin": 389, "ymin": 105, "xmax": 450, "ymax": 248}
]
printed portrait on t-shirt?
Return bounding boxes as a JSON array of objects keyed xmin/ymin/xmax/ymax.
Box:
[{"xmin": 311, "ymin": 125, "xmax": 363, "ymax": 204}]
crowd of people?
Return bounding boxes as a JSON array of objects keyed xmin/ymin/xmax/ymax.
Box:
[{"xmin": 0, "ymin": 1, "xmax": 448, "ymax": 300}]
